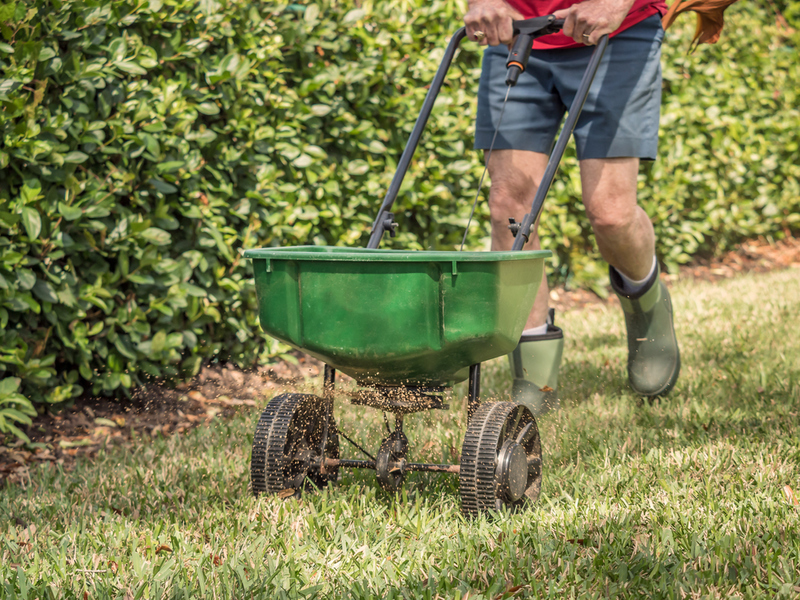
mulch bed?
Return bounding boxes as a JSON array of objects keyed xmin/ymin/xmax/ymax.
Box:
[
  {"xmin": 3, "ymin": 235, "xmax": 800, "ymax": 486},
  {"xmin": 0, "ymin": 359, "xmax": 323, "ymax": 487}
]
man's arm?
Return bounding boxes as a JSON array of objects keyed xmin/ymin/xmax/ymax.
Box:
[
  {"xmin": 463, "ymin": 0, "xmax": 524, "ymax": 46},
  {"xmin": 553, "ymin": 0, "xmax": 638, "ymax": 45}
]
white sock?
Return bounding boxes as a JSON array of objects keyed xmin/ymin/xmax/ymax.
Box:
[
  {"xmin": 618, "ymin": 256, "xmax": 657, "ymax": 295},
  {"xmin": 522, "ymin": 323, "xmax": 549, "ymax": 337}
]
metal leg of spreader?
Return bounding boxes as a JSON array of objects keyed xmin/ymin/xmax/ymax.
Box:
[
  {"xmin": 467, "ymin": 363, "xmax": 480, "ymax": 425},
  {"xmin": 317, "ymin": 364, "xmax": 337, "ymax": 479},
  {"xmin": 322, "ymin": 364, "xmax": 336, "ymax": 399}
]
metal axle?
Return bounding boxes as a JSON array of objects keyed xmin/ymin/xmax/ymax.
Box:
[{"xmin": 324, "ymin": 458, "xmax": 460, "ymax": 475}]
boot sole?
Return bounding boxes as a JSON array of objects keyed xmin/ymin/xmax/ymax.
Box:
[{"xmin": 630, "ymin": 349, "xmax": 681, "ymax": 398}]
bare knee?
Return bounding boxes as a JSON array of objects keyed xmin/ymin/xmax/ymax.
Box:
[
  {"xmin": 487, "ymin": 157, "xmax": 541, "ymax": 227},
  {"xmin": 580, "ymin": 158, "xmax": 641, "ymax": 241},
  {"xmin": 586, "ymin": 206, "xmax": 639, "ymax": 241},
  {"xmin": 585, "ymin": 197, "xmax": 653, "ymax": 269},
  {"xmin": 488, "ymin": 180, "xmax": 535, "ymax": 225}
]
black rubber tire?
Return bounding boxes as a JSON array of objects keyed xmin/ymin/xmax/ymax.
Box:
[
  {"xmin": 251, "ymin": 393, "xmax": 339, "ymax": 497},
  {"xmin": 459, "ymin": 401, "xmax": 542, "ymax": 516}
]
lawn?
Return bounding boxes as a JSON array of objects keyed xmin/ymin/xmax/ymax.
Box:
[{"xmin": 2, "ymin": 268, "xmax": 800, "ymax": 599}]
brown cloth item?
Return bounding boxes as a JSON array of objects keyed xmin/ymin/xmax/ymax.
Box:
[{"xmin": 662, "ymin": 0, "xmax": 741, "ymax": 48}]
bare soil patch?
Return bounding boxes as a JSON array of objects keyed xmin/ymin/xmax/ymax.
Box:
[
  {"xmin": 0, "ymin": 358, "xmax": 323, "ymax": 487},
  {"xmin": 3, "ymin": 235, "xmax": 800, "ymax": 485}
]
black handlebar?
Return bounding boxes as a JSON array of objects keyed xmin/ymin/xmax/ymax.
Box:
[
  {"xmin": 367, "ymin": 22, "xmax": 608, "ymax": 250},
  {"xmin": 511, "ymin": 34, "xmax": 609, "ymax": 249},
  {"xmin": 367, "ymin": 28, "xmax": 468, "ymax": 249}
]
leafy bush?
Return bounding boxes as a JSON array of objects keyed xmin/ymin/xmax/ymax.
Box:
[
  {"xmin": 0, "ymin": 377, "xmax": 36, "ymax": 442},
  {"xmin": 0, "ymin": 0, "xmax": 488, "ymax": 427},
  {"xmin": 0, "ymin": 0, "xmax": 799, "ymax": 439}
]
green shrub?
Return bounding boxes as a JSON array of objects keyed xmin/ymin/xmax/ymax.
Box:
[
  {"xmin": 0, "ymin": 0, "xmax": 488, "ymax": 425},
  {"xmin": 0, "ymin": 0, "xmax": 799, "ymax": 439},
  {"xmin": 0, "ymin": 377, "xmax": 36, "ymax": 442},
  {"xmin": 652, "ymin": 2, "xmax": 800, "ymax": 265}
]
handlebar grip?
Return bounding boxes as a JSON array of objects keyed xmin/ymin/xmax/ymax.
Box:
[{"xmin": 506, "ymin": 15, "xmax": 566, "ymax": 87}]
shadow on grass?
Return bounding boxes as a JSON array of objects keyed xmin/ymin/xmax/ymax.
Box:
[
  {"xmin": 332, "ymin": 533, "xmax": 761, "ymax": 599},
  {"xmin": 572, "ymin": 331, "xmax": 622, "ymax": 352},
  {"xmin": 561, "ymin": 358, "xmax": 626, "ymax": 401}
]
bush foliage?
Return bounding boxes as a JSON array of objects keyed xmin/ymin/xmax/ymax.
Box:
[{"xmin": 0, "ymin": 0, "xmax": 799, "ymax": 433}]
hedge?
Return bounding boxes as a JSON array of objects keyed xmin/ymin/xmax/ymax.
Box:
[{"xmin": 0, "ymin": 0, "xmax": 799, "ymax": 441}]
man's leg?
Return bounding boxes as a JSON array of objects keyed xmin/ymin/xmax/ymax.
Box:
[
  {"xmin": 488, "ymin": 149, "xmax": 550, "ymax": 328},
  {"xmin": 579, "ymin": 158, "xmax": 654, "ymax": 278},
  {"xmin": 580, "ymin": 157, "xmax": 680, "ymax": 397},
  {"xmin": 488, "ymin": 149, "xmax": 565, "ymax": 414}
]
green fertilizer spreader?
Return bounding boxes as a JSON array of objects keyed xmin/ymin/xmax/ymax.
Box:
[
  {"xmin": 244, "ymin": 18, "xmax": 609, "ymax": 515},
  {"xmin": 244, "ymin": 247, "xmax": 547, "ymax": 386}
]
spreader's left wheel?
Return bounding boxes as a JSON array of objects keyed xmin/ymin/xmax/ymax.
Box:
[
  {"xmin": 251, "ymin": 393, "xmax": 339, "ymax": 498},
  {"xmin": 459, "ymin": 401, "xmax": 542, "ymax": 516}
]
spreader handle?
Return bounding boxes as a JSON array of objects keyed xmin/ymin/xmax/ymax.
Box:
[
  {"xmin": 511, "ymin": 34, "xmax": 609, "ymax": 250},
  {"xmin": 367, "ymin": 27, "xmax": 607, "ymax": 251},
  {"xmin": 367, "ymin": 27, "xmax": 468, "ymax": 249}
]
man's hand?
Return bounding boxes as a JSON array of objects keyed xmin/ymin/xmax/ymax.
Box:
[
  {"xmin": 464, "ymin": 0, "xmax": 524, "ymax": 46},
  {"xmin": 553, "ymin": 0, "xmax": 636, "ymax": 45}
]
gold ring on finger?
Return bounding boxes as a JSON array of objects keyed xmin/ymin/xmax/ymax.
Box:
[{"xmin": 474, "ymin": 30, "xmax": 486, "ymax": 41}]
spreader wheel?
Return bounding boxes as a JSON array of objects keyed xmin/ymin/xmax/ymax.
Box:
[
  {"xmin": 251, "ymin": 393, "xmax": 339, "ymax": 498},
  {"xmin": 459, "ymin": 401, "xmax": 542, "ymax": 516}
]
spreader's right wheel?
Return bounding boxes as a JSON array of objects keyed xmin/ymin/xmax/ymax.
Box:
[
  {"xmin": 459, "ymin": 401, "xmax": 542, "ymax": 516},
  {"xmin": 251, "ymin": 393, "xmax": 339, "ymax": 498}
]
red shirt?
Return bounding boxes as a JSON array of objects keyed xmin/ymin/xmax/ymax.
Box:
[{"xmin": 507, "ymin": 0, "xmax": 667, "ymax": 49}]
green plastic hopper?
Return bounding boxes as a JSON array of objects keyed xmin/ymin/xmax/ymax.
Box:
[{"xmin": 244, "ymin": 246, "xmax": 549, "ymax": 386}]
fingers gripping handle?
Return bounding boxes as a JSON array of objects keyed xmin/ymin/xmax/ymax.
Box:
[{"xmin": 505, "ymin": 15, "xmax": 565, "ymax": 86}]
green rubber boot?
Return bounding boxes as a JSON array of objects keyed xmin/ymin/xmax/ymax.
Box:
[
  {"xmin": 609, "ymin": 263, "xmax": 681, "ymax": 397},
  {"xmin": 508, "ymin": 309, "xmax": 564, "ymax": 416}
]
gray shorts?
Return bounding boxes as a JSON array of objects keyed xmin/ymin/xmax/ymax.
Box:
[{"xmin": 474, "ymin": 14, "xmax": 664, "ymax": 160}]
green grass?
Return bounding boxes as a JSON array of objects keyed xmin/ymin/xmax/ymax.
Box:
[{"xmin": 2, "ymin": 269, "xmax": 800, "ymax": 599}]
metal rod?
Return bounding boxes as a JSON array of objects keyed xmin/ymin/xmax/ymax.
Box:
[
  {"xmin": 319, "ymin": 365, "xmax": 336, "ymax": 469},
  {"xmin": 325, "ymin": 458, "xmax": 460, "ymax": 474},
  {"xmin": 339, "ymin": 431, "xmax": 376, "ymax": 462},
  {"xmin": 468, "ymin": 363, "xmax": 480, "ymax": 424},
  {"xmin": 323, "ymin": 364, "xmax": 336, "ymax": 400},
  {"xmin": 367, "ymin": 27, "xmax": 468, "ymax": 249},
  {"xmin": 511, "ymin": 34, "xmax": 609, "ymax": 251},
  {"xmin": 383, "ymin": 412, "xmax": 392, "ymax": 434},
  {"xmin": 330, "ymin": 459, "xmax": 376, "ymax": 470},
  {"xmin": 405, "ymin": 462, "xmax": 461, "ymax": 474}
]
